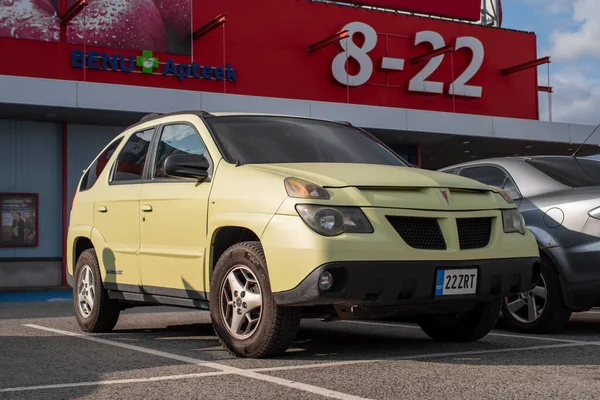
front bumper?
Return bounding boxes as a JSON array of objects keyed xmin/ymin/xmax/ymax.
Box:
[{"xmin": 273, "ymin": 257, "xmax": 540, "ymax": 307}]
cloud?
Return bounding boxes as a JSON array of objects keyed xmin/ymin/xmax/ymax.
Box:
[
  {"xmin": 538, "ymin": 67, "xmax": 600, "ymax": 125},
  {"xmin": 547, "ymin": 0, "xmax": 600, "ymax": 61}
]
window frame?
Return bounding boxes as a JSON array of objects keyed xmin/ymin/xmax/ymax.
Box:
[
  {"xmin": 108, "ymin": 126, "xmax": 158, "ymax": 186},
  {"xmin": 457, "ymin": 164, "xmax": 523, "ymax": 201},
  {"xmin": 147, "ymin": 122, "xmax": 214, "ymax": 183},
  {"xmin": 79, "ymin": 136, "xmax": 124, "ymax": 192}
]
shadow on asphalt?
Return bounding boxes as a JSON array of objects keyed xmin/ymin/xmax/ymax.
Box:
[{"xmin": 84, "ymin": 315, "xmax": 600, "ymax": 366}]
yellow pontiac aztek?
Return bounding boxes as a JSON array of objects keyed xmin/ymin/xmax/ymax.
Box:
[{"xmin": 67, "ymin": 111, "xmax": 540, "ymax": 358}]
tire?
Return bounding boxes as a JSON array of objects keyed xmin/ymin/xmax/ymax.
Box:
[
  {"xmin": 417, "ymin": 299, "xmax": 502, "ymax": 342},
  {"xmin": 73, "ymin": 249, "xmax": 121, "ymax": 333},
  {"xmin": 501, "ymin": 258, "xmax": 572, "ymax": 334},
  {"xmin": 209, "ymin": 241, "xmax": 302, "ymax": 358}
]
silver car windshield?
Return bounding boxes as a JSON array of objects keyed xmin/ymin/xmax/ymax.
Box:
[{"xmin": 526, "ymin": 157, "xmax": 600, "ymax": 188}]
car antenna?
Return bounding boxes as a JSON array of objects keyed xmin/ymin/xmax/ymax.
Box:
[{"xmin": 572, "ymin": 121, "xmax": 600, "ymax": 158}]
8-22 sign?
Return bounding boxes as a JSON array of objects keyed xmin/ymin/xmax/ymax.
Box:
[{"xmin": 331, "ymin": 22, "xmax": 485, "ymax": 98}]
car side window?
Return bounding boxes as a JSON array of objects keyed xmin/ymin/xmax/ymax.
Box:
[
  {"xmin": 111, "ymin": 128, "xmax": 155, "ymax": 183},
  {"xmin": 459, "ymin": 166, "xmax": 521, "ymax": 200},
  {"xmin": 80, "ymin": 137, "xmax": 123, "ymax": 191},
  {"xmin": 442, "ymin": 168, "xmax": 458, "ymax": 175},
  {"xmin": 154, "ymin": 124, "xmax": 208, "ymax": 179}
]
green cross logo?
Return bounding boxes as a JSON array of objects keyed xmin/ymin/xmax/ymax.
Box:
[{"xmin": 136, "ymin": 50, "xmax": 159, "ymax": 74}]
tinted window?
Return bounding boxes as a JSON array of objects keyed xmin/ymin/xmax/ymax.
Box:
[
  {"xmin": 112, "ymin": 129, "xmax": 154, "ymax": 182},
  {"xmin": 526, "ymin": 157, "xmax": 600, "ymax": 188},
  {"xmin": 204, "ymin": 116, "xmax": 407, "ymax": 166},
  {"xmin": 460, "ymin": 166, "xmax": 507, "ymax": 187},
  {"xmin": 80, "ymin": 137, "xmax": 123, "ymax": 191},
  {"xmin": 154, "ymin": 124, "xmax": 207, "ymax": 178},
  {"xmin": 459, "ymin": 166, "xmax": 521, "ymax": 199}
]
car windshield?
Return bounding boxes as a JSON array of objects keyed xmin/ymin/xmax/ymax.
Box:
[
  {"xmin": 204, "ymin": 115, "xmax": 408, "ymax": 166},
  {"xmin": 526, "ymin": 157, "xmax": 600, "ymax": 187}
]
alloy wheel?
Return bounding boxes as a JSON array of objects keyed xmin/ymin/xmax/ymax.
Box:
[
  {"xmin": 219, "ymin": 265, "xmax": 263, "ymax": 339},
  {"xmin": 504, "ymin": 274, "xmax": 547, "ymax": 323},
  {"xmin": 77, "ymin": 265, "xmax": 95, "ymax": 318}
]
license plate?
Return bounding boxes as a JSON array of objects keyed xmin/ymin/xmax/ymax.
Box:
[{"xmin": 435, "ymin": 268, "xmax": 478, "ymax": 296}]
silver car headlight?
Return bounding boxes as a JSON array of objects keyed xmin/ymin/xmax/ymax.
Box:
[
  {"xmin": 502, "ymin": 209, "xmax": 526, "ymax": 235},
  {"xmin": 295, "ymin": 205, "xmax": 373, "ymax": 236}
]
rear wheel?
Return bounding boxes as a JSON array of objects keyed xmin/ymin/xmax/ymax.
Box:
[
  {"xmin": 209, "ymin": 241, "xmax": 301, "ymax": 358},
  {"xmin": 501, "ymin": 258, "xmax": 572, "ymax": 334},
  {"xmin": 417, "ymin": 299, "xmax": 502, "ymax": 342},
  {"xmin": 73, "ymin": 249, "xmax": 121, "ymax": 332}
]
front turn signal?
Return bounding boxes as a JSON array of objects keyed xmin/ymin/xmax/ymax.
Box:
[{"xmin": 284, "ymin": 177, "xmax": 330, "ymax": 200}]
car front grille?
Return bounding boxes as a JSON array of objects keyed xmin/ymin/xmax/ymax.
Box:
[
  {"xmin": 386, "ymin": 216, "xmax": 447, "ymax": 250},
  {"xmin": 457, "ymin": 218, "xmax": 492, "ymax": 250}
]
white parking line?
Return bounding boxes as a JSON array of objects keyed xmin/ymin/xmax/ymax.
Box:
[
  {"xmin": 253, "ymin": 341, "xmax": 590, "ymax": 372},
  {"xmin": 3, "ymin": 338, "xmax": 592, "ymax": 394},
  {"xmin": 0, "ymin": 371, "xmax": 231, "ymax": 393},
  {"xmin": 341, "ymin": 320, "xmax": 591, "ymax": 344},
  {"xmin": 23, "ymin": 324, "xmax": 370, "ymax": 400}
]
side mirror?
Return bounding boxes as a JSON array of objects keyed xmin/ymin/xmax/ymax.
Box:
[{"xmin": 164, "ymin": 154, "xmax": 210, "ymax": 180}]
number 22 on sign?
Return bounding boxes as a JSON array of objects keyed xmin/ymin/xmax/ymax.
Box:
[{"xmin": 331, "ymin": 21, "xmax": 484, "ymax": 98}]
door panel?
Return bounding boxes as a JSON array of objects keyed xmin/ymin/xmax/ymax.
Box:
[
  {"xmin": 93, "ymin": 128, "xmax": 155, "ymax": 290},
  {"xmin": 138, "ymin": 123, "xmax": 212, "ymax": 298},
  {"xmin": 139, "ymin": 182, "xmax": 210, "ymax": 297},
  {"xmin": 94, "ymin": 186, "xmax": 141, "ymax": 289}
]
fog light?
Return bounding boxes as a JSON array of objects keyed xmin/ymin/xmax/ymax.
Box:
[{"xmin": 318, "ymin": 271, "xmax": 334, "ymax": 291}]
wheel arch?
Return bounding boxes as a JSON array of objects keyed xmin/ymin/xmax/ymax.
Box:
[
  {"xmin": 207, "ymin": 225, "xmax": 269, "ymax": 293},
  {"xmin": 537, "ymin": 247, "xmax": 580, "ymax": 311}
]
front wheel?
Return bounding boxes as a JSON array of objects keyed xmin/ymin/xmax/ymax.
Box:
[
  {"xmin": 501, "ymin": 259, "xmax": 572, "ymax": 334},
  {"xmin": 209, "ymin": 241, "xmax": 301, "ymax": 358},
  {"xmin": 417, "ymin": 299, "xmax": 502, "ymax": 342}
]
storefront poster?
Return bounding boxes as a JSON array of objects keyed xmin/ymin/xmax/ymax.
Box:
[
  {"xmin": 66, "ymin": 0, "xmax": 192, "ymax": 55},
  {"xmin": 0, "ymin": 193, "xmax": 38, "ymax": 247},
  {"xmin": 0, "ymin": 0, "xmax": 60, "ymax": 42}
]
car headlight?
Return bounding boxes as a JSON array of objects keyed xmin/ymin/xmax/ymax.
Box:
[
  {"xmin": 285, "ymin": 177, "xmax": 330, "ymax": 200},
  {"xmin": 502, "ymin": 209, "xmax": 526, "ymax": 235},
  {"xmin": 295, "ymin": 205, "xmax": 373, "ymax": 236}
]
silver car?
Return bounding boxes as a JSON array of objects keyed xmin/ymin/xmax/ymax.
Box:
[{"xmin": 439, "ymin": 156, "xmax": 600, "ymax": 333}]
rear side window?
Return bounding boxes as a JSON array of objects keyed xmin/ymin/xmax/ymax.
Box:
[
  {"xmin": 459, "ymin": 166, "xmax": 507, "ymax": 187},
  {"xmin": 111, "ymin": 129, "xmax": 155, "ymax": 183},
  {"xmin": 459, "ymin": 165, "xmax": 521, "ymax": 199},
  {"xmin": 80, "ymin": 137, "xmax": 123, "ymax": 191}
]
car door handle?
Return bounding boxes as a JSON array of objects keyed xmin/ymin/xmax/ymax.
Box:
[
  {"xmin": 97, "ymin": 206, "xmax": 107, "ymax": 213},
  {"xmin": 141, "ymin": 205, "xmax": 153, "ymax": 212}
]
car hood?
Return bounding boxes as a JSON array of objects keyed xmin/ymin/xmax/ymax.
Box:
[{"xmin": 245, "ymin": 163, "xmax": 494, "ymax": 191}]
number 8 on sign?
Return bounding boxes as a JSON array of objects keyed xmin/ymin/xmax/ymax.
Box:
[{"xmin": 332, "ymin": 22, "xmax": 377, "ymax": 87}]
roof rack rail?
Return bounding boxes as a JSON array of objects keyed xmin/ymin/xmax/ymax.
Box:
[{"xmin": 140, "ymin": 113, "xmax": 162, "ymax": 122}]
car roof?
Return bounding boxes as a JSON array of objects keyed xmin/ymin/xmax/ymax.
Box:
[
  {"xmin": 124, "ymin": 110, "xmax": 343, "ymax": 132},
  {"xmin": 437, "ymin": 155, "xmax": 586, "ymax": 171}
]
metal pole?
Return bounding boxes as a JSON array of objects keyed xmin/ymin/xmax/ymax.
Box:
[{"xmin": 547, "ymin": 63, "xmax": 552, "ymax": 122}]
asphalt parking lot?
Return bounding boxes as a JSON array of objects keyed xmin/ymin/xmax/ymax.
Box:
[{"xmin": 2, "ymin": 296, "xmax": 600, "ymax": 399}]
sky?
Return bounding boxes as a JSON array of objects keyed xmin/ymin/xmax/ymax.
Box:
[{"xmin": 501, "ymin": 0, "xmax": 600, "ymax": 126}]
